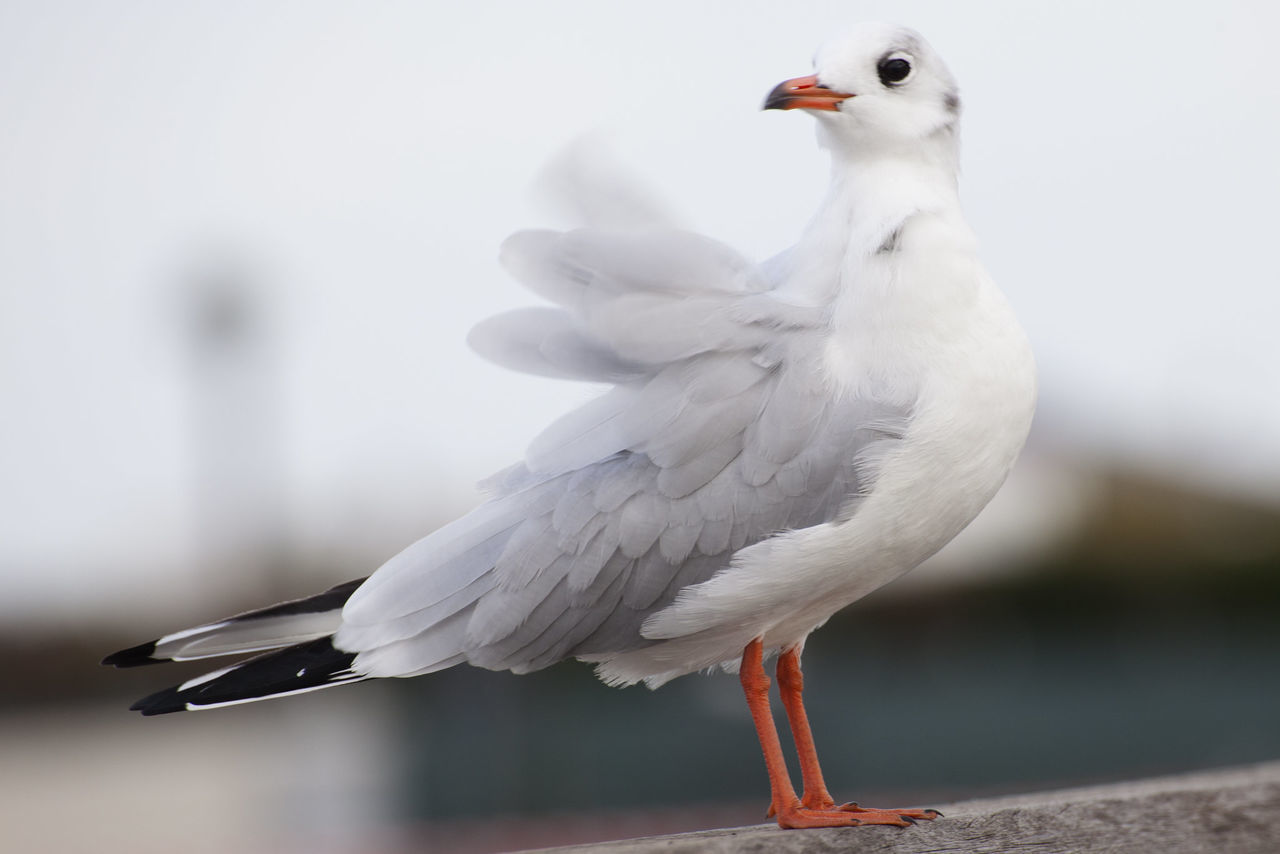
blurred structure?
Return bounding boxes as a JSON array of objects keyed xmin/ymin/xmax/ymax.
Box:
[{"xmin": 182, "ymin": 255, "xmax": 292, "ymax": 604}]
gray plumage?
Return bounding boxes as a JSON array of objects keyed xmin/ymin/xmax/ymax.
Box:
[{"xmin": 336, "ymin": 225, "xmax": 912, "ymax": 685}]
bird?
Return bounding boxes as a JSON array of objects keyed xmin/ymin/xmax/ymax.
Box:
[{"xmin": 104, "ymin": 22, "xmax": 1036, "ymax": 831}]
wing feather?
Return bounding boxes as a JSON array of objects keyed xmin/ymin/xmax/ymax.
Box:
[{"xmin": 467, "ymin": 307, "xmax": 645, "ymax": 383}]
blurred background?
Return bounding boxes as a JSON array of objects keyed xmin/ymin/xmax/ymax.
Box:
[{"xmin": 3, "ymin": 1, "xmax": 1279, "ymax": 852}]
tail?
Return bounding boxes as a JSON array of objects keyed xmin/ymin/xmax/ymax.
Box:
[{"xmin": 103, "ymin": 578, "xmax": 369, "ymax": 715}]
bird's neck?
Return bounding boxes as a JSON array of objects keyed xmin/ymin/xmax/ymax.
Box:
[
  {"xmin": 775, "ymin": 137, "xmax": 963, "ymax": 305},
  {"xmin": 826, "ymin": 134, "xmax": 961, "ymax": 248}
]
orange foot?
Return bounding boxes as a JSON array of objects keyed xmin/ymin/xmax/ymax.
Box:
[
  {"xmin": 770, "ymin": 798, "xmax": 941, "ymax": 828},
  {"xmin": 777, "ymin": 802, "xmax": 937, "ymax": 829}
]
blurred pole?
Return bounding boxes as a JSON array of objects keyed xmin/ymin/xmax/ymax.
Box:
[{"xmin": 181, "ymin": 254, "xmax": 291, "ymax": 605}]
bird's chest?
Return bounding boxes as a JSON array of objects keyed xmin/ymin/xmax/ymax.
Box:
[
  {"xmin": 822, "ymin": 247, "xmax": 980, "ymax": 407},
  {"xmin": 818, "ymin": 238, "xmax": 1037, "ymax": 555}
]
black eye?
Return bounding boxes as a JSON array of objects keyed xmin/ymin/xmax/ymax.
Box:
[{"xmin": 877, "ymin": 55, "xmax": 913, "ymax": 87}]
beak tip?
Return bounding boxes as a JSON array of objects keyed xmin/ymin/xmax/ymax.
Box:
[
  {"xmin": 761, "ymin": 80, "xmax": 792, "ymax": 111},
  {"xmin": 761, "ymin": 75, "xmax": 853, "ymax": 113}
]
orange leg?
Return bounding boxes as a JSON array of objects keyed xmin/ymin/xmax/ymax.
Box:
[
  {"xmin": 776, "ymin": 645, "xmax": 837, "ymax": 810},
  {"xmin": 740, "ymin": 638, "xmax": 941, "ymax": 829}
]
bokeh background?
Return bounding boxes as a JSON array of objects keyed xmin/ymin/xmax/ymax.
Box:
[{"xmin": 3, "ymin": 1, "xmax": 1279, "ymax": 852}]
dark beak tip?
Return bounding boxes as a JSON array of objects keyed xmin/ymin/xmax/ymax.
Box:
[
  {"xmin": 762, "ymin": 82, "xmax": 792, "ymax": 111},
  {"xmin": 761, "ymin": 76, "xmax": 854, "ymax": 112}
]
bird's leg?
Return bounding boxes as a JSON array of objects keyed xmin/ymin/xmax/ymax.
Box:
[
  {"xmin": 741, "ymin": 638, "xmax": 921, "ymax": 829},
  {"xmin": 775, "ymin": 645, "xmax": 837, "ymax": 810},
  {"xmin": 744, "ymin": 640, "xmax": 943, "ymax": 828},
  {"xmin": 740, "ymin": 638, "xmax": 804, "ymax": 821}
]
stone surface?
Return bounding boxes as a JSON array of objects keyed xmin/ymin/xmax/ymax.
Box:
[{"xmin": 527, "ymin": 761, "xmax": 1280, "ymax": 853}]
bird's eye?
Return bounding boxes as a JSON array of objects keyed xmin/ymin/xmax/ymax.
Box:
[{"xmin": 877, "ymin": 53, "xmax": 914, "ymax": 87}]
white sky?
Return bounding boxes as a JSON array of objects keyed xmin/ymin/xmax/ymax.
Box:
[{"xmin": 2, "ymin": 1, "xmax": 1279, "ymax": 622}]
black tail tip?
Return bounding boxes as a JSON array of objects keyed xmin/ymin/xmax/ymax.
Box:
[
  {"xmin": 123, "ymin": 637, "xmax": 360, "ymax": 716},
  {"xmin": 129, "ymin": 687, "xmax": 188, "ymax": 716},
  {"xmin": 102, "ymin": 640, "xmax": 160, "ymax": 668}
]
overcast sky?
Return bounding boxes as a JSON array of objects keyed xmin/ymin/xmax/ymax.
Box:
[{"xmin": 2, "ymin": 1, "xmax": 1278, "ymax": 622}]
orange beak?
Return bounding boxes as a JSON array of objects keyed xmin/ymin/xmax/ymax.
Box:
[{"xmin": 762, "ymin": 75, "xmax": 854, "ymax": 111}]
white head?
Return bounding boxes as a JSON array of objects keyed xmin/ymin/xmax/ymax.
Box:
[{"xmin": 765, "ymin": 23, "xmax": 960, "ymax": 158}]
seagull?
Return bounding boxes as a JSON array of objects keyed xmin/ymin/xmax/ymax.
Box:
[{"xmin": 105, "ymin": 22, "xmax": 1036, "ymax": 830}]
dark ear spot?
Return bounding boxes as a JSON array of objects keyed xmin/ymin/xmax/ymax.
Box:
[{"xmin": 944, "ymin": 92, "xmax": 961, "ymax": 114}]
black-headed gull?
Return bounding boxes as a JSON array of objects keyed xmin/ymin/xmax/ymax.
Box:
[{"xmin": 105, "ymin": 22, "xmax": 1036, "ymax": 830}]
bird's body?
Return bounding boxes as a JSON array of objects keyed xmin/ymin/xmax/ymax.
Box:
[{"xmin": 107, "ymin": 22, "xmax": 1035, "ymax": 830}]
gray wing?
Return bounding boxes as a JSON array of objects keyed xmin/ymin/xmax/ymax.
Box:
[{"xmin": 335, "ymin": 227, "xmax": 910, "ymax": 678}]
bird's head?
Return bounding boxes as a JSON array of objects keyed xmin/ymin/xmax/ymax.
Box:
[{"xmin": 764, "ymin": 23, "xmax": 961, "ymax": 156}]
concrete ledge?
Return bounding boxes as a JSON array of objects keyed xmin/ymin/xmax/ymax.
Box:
[{"xmin": 530, "ymin": 760, "xmax": 1280, "ymax": 853}]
